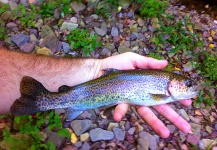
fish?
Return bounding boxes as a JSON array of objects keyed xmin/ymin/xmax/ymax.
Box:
[{"xmin": 10, "ymin": 69, "xmax": 200, "ymax": 121}]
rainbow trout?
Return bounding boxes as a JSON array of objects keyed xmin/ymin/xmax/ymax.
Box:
[{"xmin": 11, "ymin": 69, "xmax": 199, "ymax": 120}]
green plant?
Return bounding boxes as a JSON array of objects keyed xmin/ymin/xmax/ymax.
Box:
[
  {"xmin": 67, "ymin": 28, "xmax": 102, "ymax": 55},
  {"xmin": 1, "ymin": 111, "xmax": 70, "ymax": 150},
  {"xmin": 39, "ymin": 0, "xmax": 73, "ymax": 18},
  {"xmin": 153, "ymin": 16, "xmax": 204, "ymax": 54},
  {"xmin": 0, "ymin": 2, "xmax": 9, "ymax": 15},
  {"xmin": 95, "ymin": 0, "xmax": 117, "ymax": 18},
  {"xmin": 136, "ymin": 0, "xmax": 168, "ymax": 18},
  {"xmin": 12, "ymin": 3, "xmax": 37, "ymax": 27},
  {"xmin": 0, "ymin": 20, "xmax": 8, "ymax": 40},
  {"xmin": 147, "ymin": 51, "xmax": 163, "ymax": 60}
]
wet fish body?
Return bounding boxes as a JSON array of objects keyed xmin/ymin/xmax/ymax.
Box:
[{"xmin": 11, "ymin": 69, "xmax": 199, "ymax": 120}]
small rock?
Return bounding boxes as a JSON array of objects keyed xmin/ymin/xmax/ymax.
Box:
[
  {"xmin": 70, "ymin": 17, "xmax": 78, "ymax": 24},
  {"xmin": 36, "ymin": 47, "xmax": 53, "ymax": 56},
  {"xmin": 152, "ymin": 18, "xmax": 160, "ymax": 28},
  {"xmin": 113, "ymin": 36, "xmax": 120, "ymax": 43},
  {"xmin": 71, "ymin": 132, "xmax": 78, "ymax": 144},
  {"xmin": 101, "ymin": 48, "xmax": 110, "ymax": 55},
  {"xmin": 128, "ymin": 127, "xmax": 135, "ymax": 135},
  {"xmin": 199, "ymin": 139, "xmax": 217, "ymax": 150},
  {"xmin": 183, "ymin": 61, "xmax": 196, "ymax": 72},
  {"xmin": 94, "ymin": 27, "xmax": 106, "ymax": 36},
  {"xmin": 189, "ymin": 116, "xmax": 201, "ymax": 124},
  {"xmin": 62, "ymin": 42, "xmax": 70, "ymax": 53},
  {"xmin": 186, "ymin": 134, "xmax": 200, "ymax": 145},
  {"xmin": 130, "ymin": 24, "xmax": 138, "ymax": 32},
  {"xmin": 11, "ymin": 34, "xmax": 30, "ymax": 46},
  {"xmin": 138, "ymin": 18, "xmax": 145, "ymax": 26},
  {"xmin": 54, "ymin": 8, "xmax": 60, "ymax": 19},
  {"xmin": 46, "ymin": 131, "xmax": 65, "ymax": 149},
  {"xmin": 0, "ymin": 11, "xmax": 14, "ymax": 20},
  {"xmin": 119, "ymin": 0, "xmax": 131, "ymax": 9},
  {"xmin": 40, "ymin": 35, "xmax": 61, "ymax": 53},
  {"xmin": 8, "ymin": 1, "xmax": 18, "ymax": 10},
  {"xmin": 20, "ymin": 0, "xmax": 28, "ymax": 6},
  {"xmin": 205, "ymin": 126, "xmax": 212, "ymax": 134},
  {"xmin": 137, "ymin": 138, "xmax": 149, "ymax": 150},
  {"xmin": 166, "ymin": 125, "xmax": 176, "ymax": 134},
  {"xmin": 148, "ymin": 26, "xmax": 156, "ymax": 32},
  {"xmin": 60, "ymin": 22, "xmax": 78, "ymax": 32},
  {"xmin": 6, "ymin": 22, "xmax": 17, "ymax": 28},
  {"xmin": 75, "ymin": 141, "xmax": 82, "ymax": 148},
  {"xmin": 35, "ymin": 19, "xmax": 43, "ymax": 29},
  {"xmin": 41, "ymin": 25, "xmax": 56, "ymax": 39},
  {"xmin": 0, "ymin": 0, "xmax": 8, "ymax": 3},
  {"xmin": 179, "ymin": 109, "xmax": 190, "ymax": 121},
  {"xmin": 90, "ymin": 14, "xmax": 98, "ymax": 20},
  {"xmin": 70, "ymin": 120, "xmax": 92, "ymax": 136},
  {"xmin": 127, "ymin": 10, "xmax": 134, "ymax": 18},
  {"xmin": 113, "ymin": 127, "xmax": 125, "ymax": 141},
  {"xmin": 80, "ymin": 133, "xmax": 89, "ymax": 142},
  {"xmin": 215, "ymin": 124, "xmax": 217, "ymax": 130},
  {"xmin": 107, "ymin": 122, "xmax": 119, "ymax": 131},
  {"xmin": 190, "ymin": 123, "xmax": 201, "ymax": 136},
  {"xmin": 111, "ymin": 27, "xmax": 119, "ymax": 37},
  {"xmin": 124, "ymin": 41, "xmax": 130, "ymax": 48},
  {"xmin": 139, "ymin": 131, "xmax": 158, "ymax": 150},
  {"xmin": 130, "ymin": 33, "xmax": 137, "ymax": 40},
  {"xmin": 20, "ymin": 42, "xmax": 35, "ymax": 53},
  {"xmin": 70, "ymin": 1, "xmax": 86, "ymax": 14},
  {"xmin": 80, "ymin": 142, "xmax": 90, "ymax": 150},
  {"xmin": 118, "ymin": 45, "xmax": 131, "ymax": 53},
  {"xmin": 89, "ymin": 128, "xmax": 114, "ymax": 142}
]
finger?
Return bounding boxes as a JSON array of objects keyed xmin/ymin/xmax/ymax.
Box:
[
  {"xmin": 153, "ymin": 104, "xmax": 191, "ymax": 133},
  {"xmin": 113, "ymin": 103, "xmax": 129, "ymax": 121},
  {"xmin": 137, "ymin": 106, "xmax": 170, "ymax": 138},
  {"xmin": 127, "ymin": 53, "xmax": 168, "ymax": 69},
  {"xmin": 179, "ymin": 99, "xmax": 192, "ymax": 106}
]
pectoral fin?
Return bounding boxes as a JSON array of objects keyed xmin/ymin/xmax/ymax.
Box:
[
  {"xmin": 151, "ymin": 94, "xmax": 170, "ymax": 101},
  {"xmin": 65, "ymin": 107, "xmax": 84, "ymax": 121}
]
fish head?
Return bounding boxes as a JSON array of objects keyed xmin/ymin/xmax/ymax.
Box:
[{"xmin": 168, "ymin": 77, "xmax": 200, "ymax": 100}]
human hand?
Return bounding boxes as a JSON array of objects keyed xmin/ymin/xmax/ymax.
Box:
[{"xmin": 98, "ymin": 52, "xmax": 192, "ymax": 138}]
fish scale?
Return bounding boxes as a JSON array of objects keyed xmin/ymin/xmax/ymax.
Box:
[{"xmin": 10, "ymin": 69, "xmax": 199, "ymax": 120}]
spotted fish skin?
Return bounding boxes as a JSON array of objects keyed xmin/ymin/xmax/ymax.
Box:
[{"xmin": 10, "ymin": 69, "xmax": 199, "ymax": 120}]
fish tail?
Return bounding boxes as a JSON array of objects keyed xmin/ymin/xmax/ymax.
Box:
[{"xmin": 10, "ymin": 76, "xmax": 49, "ymax": 115}]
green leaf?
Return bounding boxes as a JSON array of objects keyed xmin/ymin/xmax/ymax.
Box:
[{"xmin": 57, "ymin": 128, "xmax": 70, "ymax": 138}]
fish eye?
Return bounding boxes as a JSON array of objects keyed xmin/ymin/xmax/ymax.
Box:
[{"xmin": 185, "ymin": 80, "xmax": 192, "ymax": 87}]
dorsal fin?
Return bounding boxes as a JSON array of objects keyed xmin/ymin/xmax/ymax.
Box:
[{"xmin": 101, "ymin": 68, "xmax": 121, "ymax": 77}]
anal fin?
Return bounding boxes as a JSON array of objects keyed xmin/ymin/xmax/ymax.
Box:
[{"xmin": 151, "ymin": 94, "xmax": 169, "ymax": 101}]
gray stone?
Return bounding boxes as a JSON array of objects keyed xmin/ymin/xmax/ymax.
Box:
[
  {"xmin": 62, "ymin": 42, "xmax": 70, "ymax": 53},
  {"xmin": 54, "ymin": 8, "xmax": 61, "ymax": 19},
  {"xmin": 46, "ymin": 131, "xmax": 65, "ymax": 149},
  {"xmin": 70, "ymin": 17, "xmax": 78, "ymax": 24},
  {"xmin": 6, "ymin": 22, "xmax": 17, "ymax": 28},
  {"xmin": 119, "ymin": 0, "xmax": 131, "ymax": 9},
  {"xmin": 35, "ymin": 19, "xmax": 43, "ymax": 29},
  {"xmin": 127, "ymin": 127, "xmax": 135, "ymax": 135},
  {"xmin": 30, "ymin": 29, "xmax": 38, "ymax": 38},
  {"xmin": 89, "ymin": 128, "xmax": 114, "ymax": 142},
  {"xmin": 80, "ymin": 142, "xmax": 90, "ymax": 150},
  {"xmin": 111, "ymin": 27, "xmax": 119, "ymax": 37},
  {"xmin": 139, "ymin": 131, "xmax": 158, "ymax": 150},
  {"xmin": 137, "ymin": 138, "xmax": 149, "ymax": 150},
  {"xmin": 130, "ymin": 33, "xmax": 137, "ymax": 40},
  {"xmin": 70, "ymin": 1, "xmax": 86, "ymax": 14},
  {"xmin": 8, "ymin": 1, "xmax": 18, "ymax": 10},
  {"xmin": 138, "ymin": 18, "xmax": 145, "ymax": 26},
  {"xmin": 55, "ymin": 108, "xmax": 65, "ymax": 114},
  {"xmin": 20, "ymin": 42, "xmax": 35, "ymax": 53},
  {"xmin": 41, "ymin": 25, "xmax": 56, "ymax": 39},
  {"xmin": 127, "ymin": 10, "xmax": 134, "ymax": 18},
  {"xmin": 179, "ymin": 109, "xmax": 190, "ymax": 121},
  {"xmin": 182, "ymin": 61, "xmax": 196, "ymax": 72},
  {"xmin": 190, "ymin": 123, "xmax": 201, "ymax": 136},
  {"xmin": 113, "ymin": 36, "xmax": 120, "ymax": 43},
  {"xmin": 11, "ymin": 34, "xmax": 30, "ymax": 46},
  {"xmin": 94, "ymin": 27, "xmax": 106, "ymax": 36},
  {"xmin": 0, "ymin": 11, "xmax": 14, "ymax": 20},
  {"xmin": 101, "ymin": 48, "xmax": 110, "ymax": 55},
  {"xmin": 70, "ymin": 119, "xmax": 92, "ymax": 136},
  {"xmin": 40, "ymin": 35, "xmax": 61, "ymax": 53},
  {"xmin": 215, "ymin": 124, "xmax": 217, "ymax": 130},
  {"xmin": 75, "ymin": 141, "xmax": 82, "ymax": 148},
  {"xmin": 166, "ymin": 125, "xmax": 176, "ymax": 134},
  {"xmin": 118, "ymin": 45, "xmax": 131, "ymax": 53},
  {"xmin": 124, "ymin": 41, "xmax": 130, "ymax": 48},
  {"xmin": 113, "ymin": 127, "xmax": 125, "ymax": 141},
  {"xmin": 60, "ymin": 22, "xmax": 78, "ymax": 32},
  {"xmin": 199, "ymin": 139, "xmax": 217, "ymax": 150}
]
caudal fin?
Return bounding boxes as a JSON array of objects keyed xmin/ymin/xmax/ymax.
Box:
[{"xmin": 10, "ymin": 76, "xmax": 49, "ymax": 115}]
